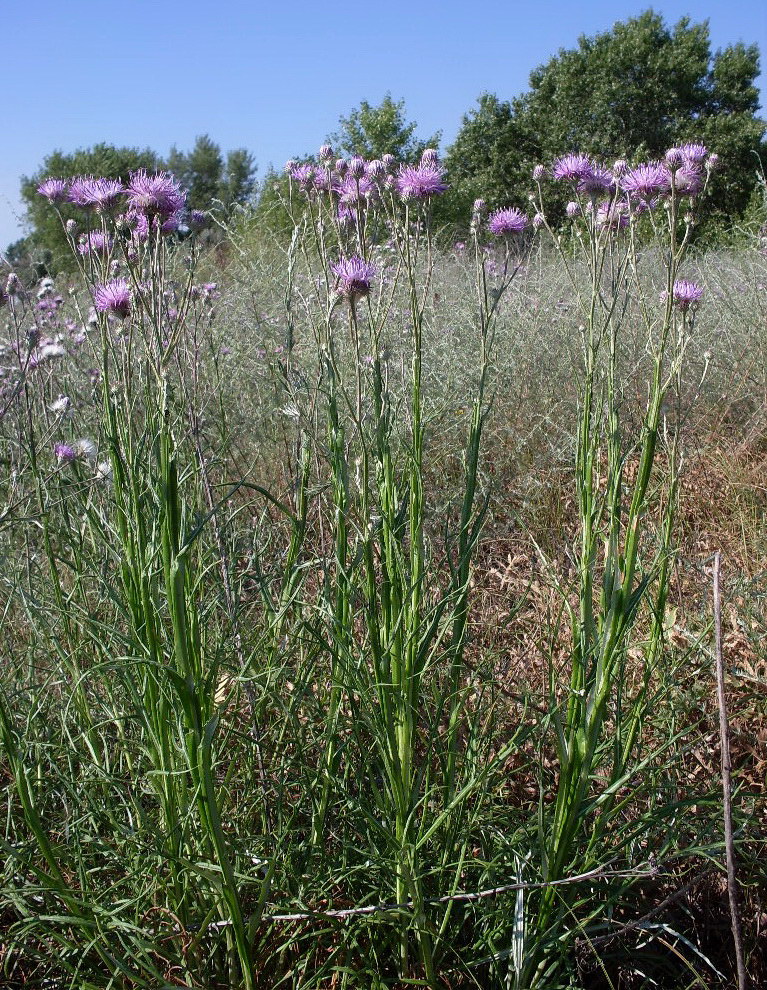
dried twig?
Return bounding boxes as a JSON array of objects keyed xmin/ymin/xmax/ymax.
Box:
[{"xmin": 713, "ymin": 551, "xmax": 749, "ymax": 990}]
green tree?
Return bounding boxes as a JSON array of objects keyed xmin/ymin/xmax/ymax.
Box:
[
  {"xmin": 20, "ymin": 143, "xmax": 162, "ymax": 270},
  {"xmin": 445, "ymin": 11, "xmax": 765, "ymax": 228},
  {"xmin": 168, "ymin": 135, "xmax": 257, "ymax": 212},
  {"xmin": 331, "ymin": 93, "xmax": 441, "ymax": 161}
]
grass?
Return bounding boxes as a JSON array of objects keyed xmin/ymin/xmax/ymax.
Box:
[{"xmin": 0, "ymin": 155, "xmax": 765, "ymax": 989}]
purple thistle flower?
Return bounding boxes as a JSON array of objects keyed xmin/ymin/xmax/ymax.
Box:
[
  {"xmin": 318, "ymin": 144, "xmax": 334, "ymax": 162},
  {"xmin": 337, "ymin": 175, "xmax": 375, "ymax": 207},
  {"xmin": 334, "ymin": 159, "xmax": 348, "ymax": 176},
  {"xmin": 678, "ymin": 142, "xmax": 708, "ymax": 164},
  {"xmin": 671, "ymin": 279, "xmax": 703, "ymax": 310},
  {"xmin": 578, "ymin": 165, "xmax": 614, "ymax": 195},
  {"xmin": 69, "ymin": 177, "xmax": 124, "ymax": 210},
  {"xmin": 126, "ymin": 170, "xmax": 186, "ymax": 217},
  {"xmin": 189, "ymin": 210, "xmax": 207, "ymax": 229},
  {"xmin": 348, "ymin": 156, "xmax": 366, "ymax": 179},
  {"xmin": 620, "ymin": 163, "xmax": 671, "ymax": 199},
  {"xmin": 94, "ymin": 278, "xmax": 131, "ymax": 319},
  {"xmin": 566, "ymin": 201, "xmax": 581, "ymax": 218},
  {"xmin": 552, "ymin": 154, "xmax": 593, "ymax": 181},
  {"xmin": 532, "ymin": 164, "xmax": 547, "ymax": 181},
  {"xmin": 37, "ymin": 178, "xmax": 69, "ymax": 203},
  {"xmin": 420, "ymin": 148, "xmax": 440, "ymax": 168},
  {"xmin": 78, "ymin": 231, "xmax": 112, "ymax": 255},
  {"xmin": 381, "ymin": 154, "xmax": 397, "ymax": 172},
  {"xmin": 289, "ymin": 163, "xmax": 315, "ymax": 189},
  {"xmin": 332, "ymin": 256, "xmax": 376, "ymax": 300},
  {"xmin": 532, "ymin": 212, "xmax": 545, "ymax": 229},
  {"xmin": 487, "ymin": 207, "xmax": 529, "ymax": 235},
  {"xmin": 54, "ymin": 443, "xmax": 76, "ymax": 463},
  {"xmin": 396, "ymin": 163, "xmax": 447, "ymax": 200}
]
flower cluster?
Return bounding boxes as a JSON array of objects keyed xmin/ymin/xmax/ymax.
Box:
[
  {"xmin": 38, "ymin": 170, "xmax": 193, "ymax": 240},
  {"xmin": 286, "ymin": 147, "xmax": 448, "ymax": 219},
  {"xmin": 542, "ymin": 143, "xmax": 715, "ymax": 217}
]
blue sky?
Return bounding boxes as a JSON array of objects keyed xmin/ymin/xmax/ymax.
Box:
[{"xmin": 2, "ymin": 0, "xmax": 765, "ymax": 251}]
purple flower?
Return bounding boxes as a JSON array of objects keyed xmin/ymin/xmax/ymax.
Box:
[
  {"xmin": 93, "ymin": 278, "xmax": 131, "ymax": 319},
  {"xmin": 396, "ymin": 163, "xmax": 447, "ymax": 200},
  {"xmin": 69, "ymin": 177, "xmax": 124, "ymax": 211},
  {"xmin": 189, "ymin": 210, "xmax": 207, "ymax": 229},
  {"xmin": 532, "ymin": 212, "xmax": 545, "ymax": 229},
  {"xmin": 126, "ymin": 170, "xmax": 185, "ymax": 217},
  {"xmin": 337, "ymin": 175, "xmax": 375, "ymax": 207},
  {"xmin": 566, "ymin": 201, "xmax": 581, "ymax": 218},
  {"xmin": 38, "ymin": 178, "xmax": 69, "ymax": 203},
  {"xmin": 318, "ymin": 144, "xmax": 334, "ymax": 162},
  {"xmin": 487, "ymin": 207, "xmax": 529, "ymax": 235},
  {"xmin": 332, "ymin": 256, "xmax": 376, "ymax": 300},
  {"xmin": 381, "ymin": 154, "xmax": 396, "ymax": 172},
  {"xmin": 420, "ymin": 148, "xmax": 440, "ymax": 168},
  {"xmin": 671, "ymin": 279, "xmax": 703, "ymax": 310},
  {"xmin": 620, "ymin": 163, "xmax": 671, "ymax": 199},
  {"xmin": 78, "ymin": 231, "xmax": 112, "ymax": 255},
  {"xmin": 578, "ymin": 165, "xmax": 614, "ymax": 195},
  {"xmin": 289, "ymin": 163, "xmax": 315, "ymax": 189},
  {"xmin": 678, "ymin": 142, "xmax": 708, "ymax": 164},
  {"xmin": 54, "ymin": 443, "xmax": 76, "ymax": 463},
  {"xmin": 532, "ymin": 164, "xmax": 547, "ymax": 181},
  {"xmin": 552, "ymin": 154, "xmax": 593, "ymax": 181}
]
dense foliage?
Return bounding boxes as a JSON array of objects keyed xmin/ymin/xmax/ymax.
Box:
[{"xmin": 444, "ymin": 12, "xmax": 766, "ymax": 228}]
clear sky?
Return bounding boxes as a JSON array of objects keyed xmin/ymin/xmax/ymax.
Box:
[{"xmin": 2, "ymin": 0, "xmax": 765, "ymax": 251}]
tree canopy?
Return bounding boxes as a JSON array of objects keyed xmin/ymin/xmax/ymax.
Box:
[
  {"xmin": 445, "ymin": 11, "xmax": 765, "ymax": 227},
  {"xmin": 330, "ymin": 94, "xmax": 441, "ymax": 161}
]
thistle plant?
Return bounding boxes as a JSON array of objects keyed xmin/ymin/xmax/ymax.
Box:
[{"xmin": 504, "ymin": 145, "xmax": 716, "ymax": 988}]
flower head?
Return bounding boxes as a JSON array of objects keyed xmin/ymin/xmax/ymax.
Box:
[
  {"xmin": 532, "ymin": 164, "xmax": 547, "ymax": 181},
  {"xmin": 54, "ymin": 442, "xmax": 76, "ymax": 463},
  {"xmin": 620, "ymin": 163, "xmax": 671, "ymax": 199},
  {"xmin": 94, "ymin": 278, "xmax": 131, "ymax": 319},
  {"xmin": 566, "ymin": 201, "xmax": 581, "ymax": 218},
  {"xmin": 395, "ymin": 163, "xmax": 447, "ymax": 200},
  {"xmin": 69, "ymin": 177, "xmax": 124, "ymax": 211},
  {"xmin": 552, "ymin": 154, "xmax": 593, "ymax": 181},
  {"xmin": 671, "ymin": 279, "xmax": 703, "ymax": 310},
  {"xmin": 37, "ymin": 178, "xmax": 69, "ymax": 203},
  {"xmin": 126, "ymin": 170, "xmax": 185, "ymax": 217},
  {"xmin": 678, "ymin": 142, "xmax": 708, "ymax": 164},
  {"xmin": 487, "ymin": 206, "xmax": 529, "ymax": 235},
  {"xmin": 672, "ymin": 164, "xmax": 704, "ymax": 197},
  {"xmin": 577, "ymin": 165, "xmax": 614, "ymax": 195},
  {"xmin": 332, "ymin": 256, "xmax": 376, "ymax": 300}
]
